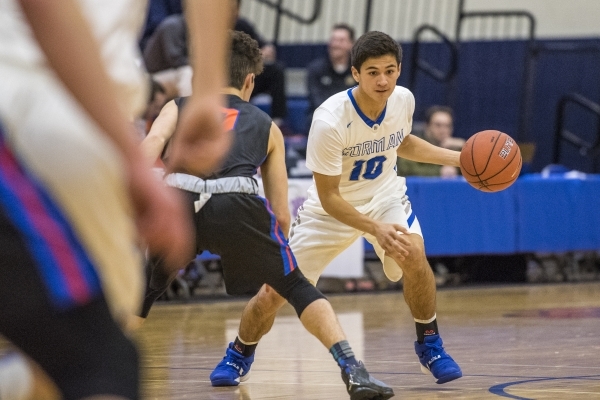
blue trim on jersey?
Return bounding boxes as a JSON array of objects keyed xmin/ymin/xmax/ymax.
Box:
[
  {"xmin": 347, "ymin": 88, "xmax": 387, "ymax": 128},
  {"xmin": 0, "ymin": 178, "xmax": 72, "ymax": 304},
  {"xmin": 258, "ymin": 197, "xmax": 297, "ymax": 275},
  {"xmin": 407, "ymin": 212, "xmax": 416, "ymax": 228},
  {"xmin": 36, "ymin": 178, "xmax": 103, "ymax": 300},
  {"xmin": 0, "ymin": 129, "xmax": 101, "ymax": 310}
]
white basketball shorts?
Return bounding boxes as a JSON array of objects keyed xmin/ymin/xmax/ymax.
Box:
[{"xmin": 289, "ymin": 189, "xmax": 422, "ymax": 284}]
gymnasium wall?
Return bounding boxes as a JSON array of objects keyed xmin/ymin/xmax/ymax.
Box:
[
  {"xmin": 241, "ymin": 0, "xmax": 600, "ymax": 172},
  {"xmin": 241, "ymin": 0, "xmax": 600, "ymax": 43}
]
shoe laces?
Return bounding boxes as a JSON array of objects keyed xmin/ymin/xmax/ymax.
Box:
[
  {"xmin": 222, "ymin": 347, "xmax": 252, "ymax": 369},
  {"xmin": 416, "ymin": 338, "xmax": 446, "ymax": 365},
  {"xmin": 339, "ymin": 358, "xmax": 363, "ymax": 375}
]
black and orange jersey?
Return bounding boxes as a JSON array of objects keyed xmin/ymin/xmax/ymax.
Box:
[{"xmin": 174, "ymin": 95, "xmax": 272, "ymax": 180}]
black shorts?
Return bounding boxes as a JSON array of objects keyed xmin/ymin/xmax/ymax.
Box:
[
  {"xmin": 0, "ymin": 203, "xmax": 139, "ymax": 399},
  {"xmin": 186, "ymin": 191, "xmax": 301, "ymax": 295}
]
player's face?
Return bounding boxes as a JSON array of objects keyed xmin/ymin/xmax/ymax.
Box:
[{"xmin": 352, "ymin": 55, "xmax": 400, "ymax": 102}]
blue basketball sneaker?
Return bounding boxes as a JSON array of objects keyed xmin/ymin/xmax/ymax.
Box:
[
  {"xmin": 210, "ymin": 343, "xmax": 254, "ymax": 386},
  {"xmin": 414, "ymin": 334, "xmax": 462, "ymax": 384},
  {"xmin": 340, "ymin": 359, "xmax": 395, "ymax": 400}
]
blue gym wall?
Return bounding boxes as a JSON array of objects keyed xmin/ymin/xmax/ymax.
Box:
[{"xmin": 279, "ymin": 38, "xmax": 600, "ymax": 172}]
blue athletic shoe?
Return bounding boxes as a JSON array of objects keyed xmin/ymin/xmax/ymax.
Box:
[
  {"xmin": 414, "ymin": 334, "xmax": 462, "ymax": 384},
  {"xmin": 210, "ymin": 343, "xmax": 254, "ymax": 386}
]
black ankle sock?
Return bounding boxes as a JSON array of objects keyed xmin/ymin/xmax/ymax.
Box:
[
  {"xmin": 329, "ymin": 340, "xmax": 359, "ymax": 368},
  {"xmin": 233, "ymin": 337, "xmax": 257, "ymax": 357},
  {"xmin": 416, "ymin": 318, "xmax": 439, "ymax": 344}
]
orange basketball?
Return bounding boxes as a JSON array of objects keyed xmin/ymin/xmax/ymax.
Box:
[{"xmin": 460, "ymin": 130, "xmax": 522, "ymax": 192}]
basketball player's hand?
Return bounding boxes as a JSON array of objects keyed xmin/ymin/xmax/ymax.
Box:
[
  {"xmin": 373, "ymin": 223, "xmax": 411, "ymax": 260},
  {"xmin": 167, "ymin": 95, "xmax": 233, "ymax": 176},
  {"xmin": 127, "ymin": 158, "xmax": 194, "ymax": 271},
  {"xmin": 440, "ymin": 137, "xmax": 465, "ymax": 151},
  {"xmin": 440, "ymin": 165, "xmax": 459, "ymax": 178}
]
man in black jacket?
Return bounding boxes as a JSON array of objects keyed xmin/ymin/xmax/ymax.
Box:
[
  {"xmin": 233, "ymin": 0, "xmax": 288, "ymax": 124},
  {"xmin": 305, "ymin": 24, "xmax": 356, "ymax": 130}
]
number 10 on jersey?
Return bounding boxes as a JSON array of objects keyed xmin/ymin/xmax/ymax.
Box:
[{"xmin": 349, "ymin": 155, "xmax": 387, "ymax": 180}]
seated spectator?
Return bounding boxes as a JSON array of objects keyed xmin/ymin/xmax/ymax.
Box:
[
  {"xmin": 233, "ymin": 0, "xmax": 287, "ymax": 125},
  {"xmin": 306, "ymin": 23, "xmax": 356, "ymax": 130},
  {"xmin": 142, "ymin": 14, "xmax": 192, "ymax": 98},
  {"xmin": 397, "ymin": 105, "xmax": 465, "ymax": 177},
  {"xmin": 142, "ymin": 0, "xmax": 287, "ymax": 121},
  {"xmin": 139, "ymin": 0, "xmax": 183, "ymax": 51}
]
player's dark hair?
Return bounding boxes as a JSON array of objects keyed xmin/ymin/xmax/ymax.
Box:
[
  {"xmin": 351, "ymin": 31, "xmax": 402, "ymax": 71},
  {"xmin": 332, "ymin": 23, "xmax": 355, "ymax": 42},
  {"xmin": 425, "ymin": 105, "xmax": 454, "ymax": 124},
  {"xmin": 229, "ymin": 30, "xmax": 263, "ymax": 90}
]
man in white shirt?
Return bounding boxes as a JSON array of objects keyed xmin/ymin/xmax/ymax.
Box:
[{"xmin": 212, "ymin": 30, "xmax": 463, "ymax": 388}]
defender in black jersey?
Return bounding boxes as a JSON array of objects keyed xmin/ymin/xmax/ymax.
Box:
[{"xmin": 139, "ymin": 31, "xmax": 394, "ymax": 400}]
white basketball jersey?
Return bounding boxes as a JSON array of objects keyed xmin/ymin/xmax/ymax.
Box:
[{"xmin": 304, "ymin": 86, "xmax": 415, "ymax": 214}]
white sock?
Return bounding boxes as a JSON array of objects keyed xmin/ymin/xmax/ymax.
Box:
[
  {"xmin": 0, "ymin": 353, "xmax": 34, "ymax": 400},
  {"xmin": 237, "ymin": 334, "xmax": 259, "ymax": 346},
  {"xmin": 414, "ymin": 313, "xmax": 436, "ymax": 324}
]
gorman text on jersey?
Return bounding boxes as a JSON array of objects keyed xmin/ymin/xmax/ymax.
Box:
[{"xmin": 342, "ymin": 129, "xmax": 405, "ymax": 157}]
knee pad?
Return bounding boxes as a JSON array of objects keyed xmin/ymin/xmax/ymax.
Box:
[{"xmin": 286, "ymin": 278, "xmax": 326, "ymax": 317}]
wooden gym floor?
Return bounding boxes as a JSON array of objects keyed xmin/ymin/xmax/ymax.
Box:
[{"xmin": 138, "ymin": 282, "xmax": 600, "ymax": 399}]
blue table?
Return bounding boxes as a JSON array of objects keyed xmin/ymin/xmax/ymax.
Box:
[
  {"xmin": 404, "ymin": 174, "xmax": 600, "ymax": 256},
  {"xmin": 406, "ymin": 177, "xmax": 518, "ymax": 256},
  {"xmin": 202, "ymin": 174, "xmax": 600, "ymax": 261},
  {"xmin": 515, "ymin": 175, "xmax": 600, "ymax": 253}
]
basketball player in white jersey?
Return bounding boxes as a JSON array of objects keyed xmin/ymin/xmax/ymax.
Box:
[
  {"xmin": 212, "ymin": 31, "xmax": 463, "ymax": 388},
  {"xmin": 0, "ymin": 0, "xmax": 230, "ymax": 398}
]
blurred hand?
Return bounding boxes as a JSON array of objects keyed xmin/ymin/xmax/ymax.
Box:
[
  {"xmin": 372, "ymin": 222, "xmax": 411, "ymax": 261},
  {"xmin": 440, "ymin": 137, "xmax": 465, "ymax": 151},
  {"xmin": 127, "ymin": 157, "xmax": 194, "ymax": 271},
  {"xmin": 261, "ymin": 44, "xmax": 276, "ymax": 64},
  {"xmin": 440, "ymin": 165, "xmax": 459, "ymax": 178},
  {"xmin": 167, "ymin": 95, "xmax": 233, "ymax": 176}
]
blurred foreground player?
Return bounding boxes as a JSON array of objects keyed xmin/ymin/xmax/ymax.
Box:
[
  {"xmin": 212, "ymin": 31, "xmax": 463, "ymax": 387},
  {"xmin": 140, "ymin": 31, "xmax": 394, "ymax": 400},
  {"xmin": 0, "ymin": 0, "xmax": 230, "ymax": 398}
]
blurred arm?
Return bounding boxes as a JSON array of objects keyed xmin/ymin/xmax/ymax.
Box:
[
  {"xmin": 168, "ymin": 0, "xmax": 233, "ymax": 175},
  {"xmin": 185, "ymin": 0, "xmax": 229, "ymax": 101}
]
